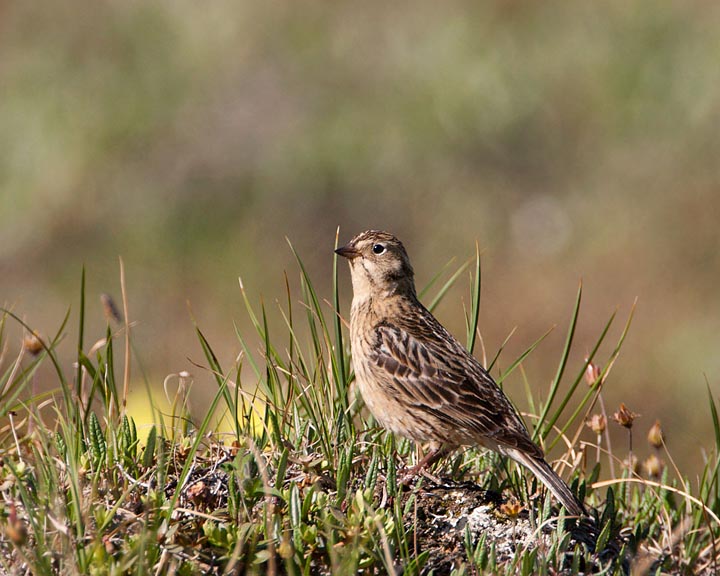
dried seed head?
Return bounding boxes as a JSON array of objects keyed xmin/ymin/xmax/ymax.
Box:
[
  {"xmin": 278, "ymin": 533, "xmax": 295, "ymax": 559},
  {"xmin": 623, "ymin": 453, "xmax": 639, "ymax": 474},
  {"xmin": 643, "ymin": 454, "xmax": 664, "ymax": 478},
  {"xmin": 647, "ymin": 419, "xmax": 664, "ymax": 449},
  {"xmin": 612, "ymin": 403, "xmax": 639, "ymax": 429},
  {"xmin": 499, "ymin": 500, "xmax": 523, "ymax": 518},
  {"xmin": 22, "ymin": 332, "xmax": 44, "ymax": 356},
  {"xmin": 101, "ymin": 293, "xmax": 123, "ymax": 323},
  {"xmin": 5, "ymin": 521, "xmax": 27, "ymax": 546},
  {"xmin": 584, "ymin": 360, "xmax": 601, "ymax": 387},
  {"xmin": 186, "ymin": 480, "xmax": 208, "ymax": 504},
  {"xmin": 5, "ymin": 504, "xmax": 27, "ymax": 546},
  {"xmin": 586, "ymin": 414, "xmax": 607, "ymax": 435}
]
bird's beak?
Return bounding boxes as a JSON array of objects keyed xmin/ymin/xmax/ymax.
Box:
[{"xmin": 335, "ymin": 244, "xmax": 361, "ymax": 260}]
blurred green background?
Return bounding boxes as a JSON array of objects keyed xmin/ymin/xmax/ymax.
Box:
[{"xmin": 2, "ymin": 1, "xmax": 719, "ymax": 473}]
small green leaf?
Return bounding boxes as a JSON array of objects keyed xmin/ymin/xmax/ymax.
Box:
[
  {"xmin": 276, "ymin": 446, "xmax": 289, "ymax": 488},
  {"xmin": 143, "ymin": 425, "xmax": 157, "ymax": 469},
  {"xmin": 88, "ymin": 412, "xmax": 106, "ymax": 468},
  {"xmin": 596, "ymin": 516, "xmax": 612, "ymax": 553},
  {"xmin": 289, "ymin": 484, "xmax": 302, "ymax": 528},
  {"xmin": 365, "ymin": 452, "xmax": 379, "ymax": 490},
  {"xmin": 55, "ymin": 432, "xmax": 67, "ymax": 459}
]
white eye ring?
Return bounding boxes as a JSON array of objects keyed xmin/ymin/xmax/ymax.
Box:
[{"xmin": 372, "ymin": 244, "xmax": 386, "ymax": 255}]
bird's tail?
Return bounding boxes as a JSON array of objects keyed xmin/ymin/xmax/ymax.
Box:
[{"xmin": 505, "ymin": 448, "xmax": 586, "ymax": 517}]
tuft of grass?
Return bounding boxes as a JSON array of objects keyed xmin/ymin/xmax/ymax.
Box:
[{"xmin": 0, "ymin": 245, "xmax": 718, "ymax": 574}]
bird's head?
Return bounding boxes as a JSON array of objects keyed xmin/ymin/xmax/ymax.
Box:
[{"xmin": 335, "ymin": 230, "xmax": 416, "ymax": 299}]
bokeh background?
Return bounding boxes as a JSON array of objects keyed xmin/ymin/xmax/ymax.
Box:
[{"xmin": 2, "ymin": 1, "xmax": 719, "ymax": 475}]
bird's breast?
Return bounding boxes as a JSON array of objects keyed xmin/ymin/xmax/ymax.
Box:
[{"xmin": 349, "ymin": 329, "xmax": 436, "ymax": 443}]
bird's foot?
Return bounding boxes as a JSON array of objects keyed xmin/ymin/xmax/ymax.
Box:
[{"xmin": 399, "ymin": 465, "xmax": 442, "ymax": 487}]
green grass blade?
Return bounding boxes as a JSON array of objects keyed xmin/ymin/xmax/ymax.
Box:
[
  {"xmin": 542, "ymin": 309, "xmax": 616, "ymax": 440},
  {"xmin": 533, "ymin": 282, "xmax": 582, "ymax": 441},
  {"xmin": 496, "ymin": 326, "xmax": 554, "ymax": 385},
  {"xmin": 701, "ymin": 380, "xmax": 720, "ymax": 517},
  {"xmin": 287, "ymin": 237, "xmax": 351, "ymax": 449},
  {"xmin": 233, "ymin": 321, "xmax": 262, "ymax": 380},
  {"xmin": 486, "ymin": 327, "xmax": 518, "ymax": 373},
  {"xmin": 284, "ymin": 271, "xmax": 296, "ymax": 387},
  {"xmin": 418, "ymin": 257, "xmax": 458, "ymax": 300},
  {"xmin": 466, "ymin": 242, "xmax": 481, "ymax": 354},
  {"xmin": 333, "ymin": 228, "xmax": 348, "ymax": 407},
  {"xmin": 547, "ymin": 302, "xmax": 635, "ymax": 451},
  {"xmin": 76, "ymin": 266, "xmax": 86, "ymax": 417},
  {"xmin": 104, "ymin": 324, "xmax": 119, "ymax": 418},
  {"xmin": 194, "ymin": 323, "xmax": 241, "ymax": 438},
  {"xmin": 708, "ymin": 382, "xmax": 720, "ymax": 452},
  {"xmin": 427, "ymin": 259, "xmax": 471, "ymax": 312}
]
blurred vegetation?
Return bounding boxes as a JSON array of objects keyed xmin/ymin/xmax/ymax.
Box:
[{"xmin": 2, "ymin": 1, "xmax": 720, "ymax": 475}]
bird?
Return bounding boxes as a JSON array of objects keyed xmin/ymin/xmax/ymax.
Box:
[{"xmin": 335, "ymin": 230, "xmax": 586, "ymax": 516}]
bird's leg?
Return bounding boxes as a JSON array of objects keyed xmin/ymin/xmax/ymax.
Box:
[{"xmin": 400, "ymin": 444, "xmax": 449, "ymax": 485}]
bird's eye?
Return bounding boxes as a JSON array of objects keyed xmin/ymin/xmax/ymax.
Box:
[{"xmin": 372, "ymin": 244, "xmax": 386, "ymax": 255}]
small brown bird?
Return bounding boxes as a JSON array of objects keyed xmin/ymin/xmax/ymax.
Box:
[{"xmin": 336, "ymin": 230, "xmax": 585, "ymax": 516}]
